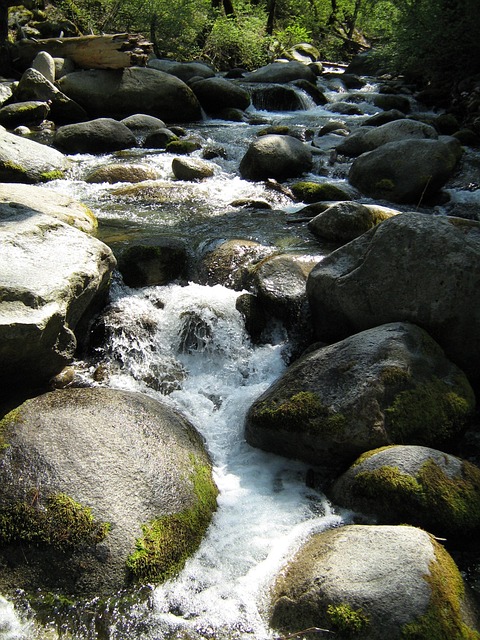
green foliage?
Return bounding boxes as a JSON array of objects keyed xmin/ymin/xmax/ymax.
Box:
[
  {"xmin": 401, "ymin": 539, "xmax": 480, "ymax": 639},
  {"xmin": 0, "ymin": 491, "xmax": 110, "ymax": 550},
  {"xmin": 126, "ymin": 456, "xmax": 218, "ymax": 583},
  {"xmin": 327, "ymin": 602, "xmax": 370, "ymax": 635}
]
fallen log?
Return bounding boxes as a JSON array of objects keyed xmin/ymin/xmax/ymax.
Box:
[{"xmin": 9, "ymin": 33, "xmax": 153, "ymax": 71}]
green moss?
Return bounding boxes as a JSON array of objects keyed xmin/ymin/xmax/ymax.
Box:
[
  {"xmin": 0, "ymin": 160, "xmax": 25, "ymax": 174},
  {"xmin": 0, "ymin": 491, "xmax": 110, "ymax": 550},
  {"xmin": 327, "ymin": 602, "xmax": 370, "ymax": 635},
  {"xmin": 291, "ymin": 181, "xmax": 351, "ymax": 203},
  {"xmin": 253, "ymin": 391, "xmax": 347, "ymax": 435},
  {"xmin": 352, "ymin": 445, "xmax": 397, "ymax": 467},
  {"xmin": 353, "ymin": 458, "xmax": 480, "ymax": 537},
  {"xmin": 375, "ymin": 178, "xmax": 395, "ymax": 191},
  {"xmin": 401, "ymin": 539, "xmax": 480, "ymax": 639},
  {"xmin": 126, "ymin": 456, "xmax": 218, "ymax": 583},
  {"xmin": 384, "ymin": 375, "xmax": 474, "ymax": 444},
  {"xmin": 165, "ymin": 140, "xmax": 201, "ymax": 155},
  {"xmin": 40, "ymin": 170, "xmax": 65, "ymax": 182}
]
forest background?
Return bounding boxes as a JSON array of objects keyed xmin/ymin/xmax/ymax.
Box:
[{"xmin": 2, "ymin": 0, "xmax": 480, "ymax": 98}]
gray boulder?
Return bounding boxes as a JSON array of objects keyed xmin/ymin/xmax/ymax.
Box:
[
  {"xmin": 337, "ymin": 119, "xmax": 438, "ymax": 157},
  {"xmin": 0, "ymin": 183, "xmax": 97, "ymax": 233},
  {"xmin": 239, "ymin": 134, "xmax": 312, "ymax": 181},
  {"xmin": 53, "ymin": 117, "xmax": 136, "ymax": 154},
  {"xmin": 147, "ymin": 59, "xmax": 215, "ymax": 83},
  {"xmin": 306, "ymin": 213, "xmax": 480, "ymax": 387},
  {"xmin": 14, "ymin": 67, "xmax": 88, "ymax": 124},
  {"xmin": 244, "ymin": 61, "xmax": 317, "ymax": 84},
  {"xmin": 57, "ymin": 67, "xmax": 202, "ymax": 123},
  {"xmin": 0, "ymin": 128, "xmax": 71, "ymax": 183},
  {"xmin": 348, "ymin": 137, "xmax": 462, "ymax": 203},
  {"xmin": 331, "ymin": 445, "xmax": 480, "ymax": 540},
  {"xmin": 269, "ymin": 525, "xmax": 479, "ymax": 639},
  {"xmin": 0, "ymin": 387, "xmax": 218, "ymax": 596},
  {"xmin": 171, "ymin": 156, "xmax": 215, "ymax": 181},
  {"xmin": 31, "ymin": 50, "xmax": 56, "ymax": 83},
  {"xmin": 120, "ymin": 113, "xmax": 167, "ymax": 138},
  {"xmin": 250, "ymin": 84, "xmax": 309, "ymax": 111},
  {"xmin": 191, "ymin": 77, "xmax": 250, "ymax": 115},
  {"xmin": 244, "ymin": 322, "xmax": 475, "ymax": 470},
  {"xmin": 144, "ymin": 127, "xmax": 178, "ymax": 148},
  {"xmin": 85, "ymin": 163, "xmax": 157, "ymax": 184},
  {"xmin": 0, "ymin": 206, "xmax": 116, "ymax": 393},
  {"xmin": 307, "ymin": 201, "xmax": 395, "ymax": 243},
  {"xmin": 0, "ymin": 100, "xmax": 50, "ymax": 128}
]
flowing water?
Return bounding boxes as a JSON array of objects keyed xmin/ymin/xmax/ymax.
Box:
[{"xmin": 2, "ymin": 71, "xmax": 479, "ymax": 639}]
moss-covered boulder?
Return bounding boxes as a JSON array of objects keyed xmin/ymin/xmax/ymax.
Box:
[
  {"xmin": 269, "ymin": 525, "xmax": 480, "ymax": 639},
  {"xmin": 0, "ymin": 100, "xmax": 50, "ymax": 129},
  {"xmin": 0, "ymin": 387, "xmax": 218, "ymax": 598},
  {"xmin": 244, "ymin": 322, "xmax": 475, "ymax": 471},
  {"xmin": 306, "ymin": 213, "xmax": 480, "ymax": 389},
  {"xmin": 116, "ymin": 237, "xmax": 188, "ymax": 288},
  {"xmin": 0, "ymin": 128, "xmax": 71, "ymax": 183},
  {"xmin": 307, "ymin": 200, "xmax": 395, "ymax": 243},
  {"xmin": 290, "ymin": 180, "xmax": 352, "ymax": 203},
  {"xmin": 331, "ymin": 445, "xmax": 480, "ymax": 541}
]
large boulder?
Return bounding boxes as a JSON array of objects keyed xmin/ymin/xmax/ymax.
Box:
[
  {"xmin": 243, "ymin": 61, "xmax": 317, "ymax": 84},
  {"xmin": 0, "ymin": 206, "xmax": 116, "ymax": 394},
  {"xmin": 0, "ymin": 387, "xmax": 218, "ymax": 597},
  {"xmin": 269, "ymin": 525, "xmax": 480, "ymax": 639},
  {"xmin": 0, "ymin": 128, "xmax": 71, "ymax": 183},
  {"xmin": 13, "ymin": 67, "xmax": 88, "ymax": 124},
  {"xmin": 306, "ymin": 213, "xmax": 480, "ymax": 388},
  {"xmin": 337, "ymin": 119, "xmax": 438, "ymax": 157},
  {"xmin": 348, "ymin": 137, "xmax": 462, "ymax": 203},
  {"xmin": 250, "ymin": 84, "xmax": 309, "ymax": 111},
  {"xmin": 147, "ymin": 59, "xmax": 215, "ymax": 83},
  {"xmin": 0, "ymin": 183, "xmax": 97, "ymax": 233},
  {"xmin": 190, "ymin": 77, "xmax": 250, "ymax": 115},
  {"xmin": 244, "ymin": 322, "xmax": 475, "ymax": 470},
  {"xmin": 331, "ymin": 445, "xmax": 480, "ymax": 541},
  {"xmin": 57, "ymin": 67, "xmax": 202, "ymax": 123},
  {"xmin": 116, "ymin": 237, "xmax": 188, "ymax": 287},
  {"xmin": 53, "ymin": 117, "xmax": 137, "ymax": 154},
  {"xmin": 239, "ymin": 134, "xmax": 312, "ymax": 181}
]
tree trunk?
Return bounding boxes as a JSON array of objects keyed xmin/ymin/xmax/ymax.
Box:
[
  {"xmin": 266, "ymin": 0, "xmax": 276, "ymax": 35},
  {"xmin": 8, "ymin": 33, "xmax": 153, "ymax": 71}
]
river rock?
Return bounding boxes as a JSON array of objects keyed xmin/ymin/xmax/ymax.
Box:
[
  {"xmin": 337, "ymin": 118, "xmax": 438, "ymax": 157},
  {"xmin": 0, "ymin": 182, "xmax": 97, "ymax": 233},
  {"xmin": 144, "ymin": 127, "xmax": 178, "ymax": 149},
  {"xmin": 331, "ymin": 445, "xmax": 480, "ymax": 541},
  {"xmin": 362, "ymin": 108, "xmax": 406, "ymax": 126},
  {"xmin": 0, "ymin": 128, "xmax": 71, "ymax": 183},
  {"xmin": 244, "ymin": 322, "xmax": 475, "ymax": 470},
  {"xmin": 31, "ymin": 50, "xmax": 56, "ymax": 83},
  {"xmin": 53, "ymin": 117, "xmax": 137, "ymax": 154},
  {"xmin": 307, "ymin": 201, "xmax": 395, "ymax": 243},
  {"xmin": 120, "ymin": 113, "xmax": 167, "ymax": 138},
  {"xmin": 171, "ymin": 156, "xmax": 215, "ymax": 181},
  {"xmin": 243, "ymin": 61, "xmax": 317, "ymax": 84},
  {"xmin": 147, "ymin": 59, "xmax": 215, "ymax": 83},
  {"xmin": 0, "ymin": 100, "xmax": 50, "ymax": 128},
  {"xmin": 239, "ymin": 134, "xmax": 313, "ymax": 181},
  {"xmin": 117, "ymin": 237, "xmax": 188, "ymax": 287},
  {"xmin": 190, "ymin": 77, "xmax": 250, "ymax": 115},
  {"xmin": 269, "ymin": 525, "xmax": 480, "ymax": 639},
  {"xmin": 0, "ymin": 387, "xmax": 218, "ymax": 597},
  {"xmin": 57, "ymin": 67, "xmax": 202, "ymax": 123},
  {"xmin": 85, "ymin": 163, "xmax": 157, "ymax": 184},
  {"xmin": 306, "ymin": 213, "xmax": 480, "ymax": 388},
  {"xmin": 290, "ymin": 181, "xmax": 352, "ymax": 203},
  {"xmin": 372, "ymin": 92, "xmax": 411, "ymax": 113},
  {"xmin": 348, "ymin": 137, "xmax": 462, "ymax": 203},
  {"xmin": 0, "ymin": 207, "xmax": 116, "ymax": 393},
  {"xmin": 250, "ymin": 84, "xmax": 309, "ymax": 111},
  {"xmin": 13, "ymin": 67, "xmax": 88, "ymax": 124}
]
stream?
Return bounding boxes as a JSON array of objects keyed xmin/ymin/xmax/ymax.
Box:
[{"xmin": 1, "ymin": 69, "xmax": 479, "ymax": 639}]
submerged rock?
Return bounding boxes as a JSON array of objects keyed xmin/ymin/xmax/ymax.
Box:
[
  {"xmin": 331, "ymin": 445, "xmax": 480, "ymax": 541},
  {"xmin": 245, "ymin": 322, "xmax": 475, "ymax": 470},
  {"xmin": 0, "ymin": 388, "xmax": 218, "ymax": 597},
  {"xmin": 117, "ymin": 237, "xmax": 188, "ymax": 287},
  {"xmin": 269, "ymin": 525, "xmax": 480, "ymax": 639}
]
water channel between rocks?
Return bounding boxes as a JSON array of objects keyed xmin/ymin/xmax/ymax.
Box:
[{"xmin": 2, "ymin": 74, "xmax": 479, "ymax": 639}]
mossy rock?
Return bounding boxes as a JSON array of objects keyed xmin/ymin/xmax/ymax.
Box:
[
  {"xmin": 332, "ymin": 445, "xmax": 480, "ymax": 541},
  {"xmin": 0, "ymin": 388, "xmax": 217, "ymax": 598},
  {"xmin": 165, "ymin": 139, "xmax": 202, "ymax": 155},
  {"xmin": 116, "ymin": 237, "xmax": 188, "ymax": 287},
  {"xmin": 291, "ymin": 180, "xmax": 352, "ymax": 203},
  {"xmin": 269, "ymin": 524, "xmax": 480, "ymax": 639}
]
